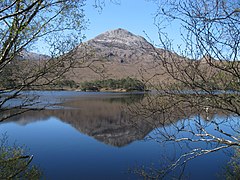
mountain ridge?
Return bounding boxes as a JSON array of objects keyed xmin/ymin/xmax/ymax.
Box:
[
  {"xmin": 17, "ymin": 49, "xmax": 51, "ymax": 61},
  {"xmin": 61, "ymin": 28, "xmax": 173, "ymax": 86},
  {"xmin": 13, "ymin": 28, "xmax": 174, "ymax": 88},
  {"xmin": 75, "ymin": 28, "xmax": 158, "ymax": 64},
  {"xmin": 12, "ymin": 28, "xmax": 231, "ymax": 90},
  {"xmin": 89, "ymin": 28, "xmax": 153, "ymax": 48}
]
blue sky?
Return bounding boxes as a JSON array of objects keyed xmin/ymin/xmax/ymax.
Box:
[
  {"xmin": 84, "ymin": 0, "xmax": 184, "ymax": 50},
  {"xmin": 36, "ymin": 0, "xmax": 183, "ymax": 54},
  {"xmin": 83, "ymin": 0, "xmax": 160, "ymax": 43}
]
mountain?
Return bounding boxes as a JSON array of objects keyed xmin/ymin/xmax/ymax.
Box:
[
  {"xmin": 66, "ymin": 28, "xmax": 169, "ymax": 84},
  {"xmin": 77, "ymin": 28, "xmax": 157, "ymax": 63},
  {"xmin": 17, "ymin": 49, "xmax": 50, "ymax": 60},
  {"xmin": 8, "ymin": 29, "xmax": 181, "ymax": 89},
  {"xmin": 75, "ymin": 28, "xmax": 159, "ymax": 63}
]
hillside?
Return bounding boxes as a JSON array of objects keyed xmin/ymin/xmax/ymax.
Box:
[
  {"xmin": 0, "ymin": 28, "xmax": 237, "ymax": 93},
  {"xmin": 2, "ymin": 28, "xmax": 185, "ymax": 90},
  {"xmin": 64, "ymin": 28, "xmax": 172, "ymax": 86},
  {"xmin": 3, "ymin": 28, "xmax": 234, "ymax": 91}
]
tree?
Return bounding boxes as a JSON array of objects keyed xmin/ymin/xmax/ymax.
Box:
[
  {"xmin": 131, "ymin": 0, "xmax": 240, "ymax": 178},
  {"xmin": 0, "ymin": 133, "xmax": 42, "ymax": 179},
  {"xmin": 0, "ymin": 0, "xmax": 88, "ymax": 122}
]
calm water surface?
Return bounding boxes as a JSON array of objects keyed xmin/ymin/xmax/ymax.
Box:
[{"xmin": 0, "ymin": 91, "xmax": 235, "ymax": 179}]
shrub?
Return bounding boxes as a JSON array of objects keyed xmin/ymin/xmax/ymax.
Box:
[
  {"xmin": 80, "ymin": 77, "xmax": 146, "ymax": 91},
  {"xmin": 0, "ymin": 135, "xmax": 42, "ymax": 179}
]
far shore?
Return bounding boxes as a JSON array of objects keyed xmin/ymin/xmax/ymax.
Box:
[{"xmin": 0, "ymin": 87, "xmax": 150, "ymax": 93}]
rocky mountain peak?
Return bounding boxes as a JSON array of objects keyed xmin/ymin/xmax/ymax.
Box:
[
  {"xmin": 74, "ymin": 28, "xmax": 158, "ymax": 64},
  {"xmin": 89, "ymin": 28, "xmax": 152, "ymax": 48},
  {"xmin": 95, "ymin": 28, "xmax": 136, "ymax": 40}
]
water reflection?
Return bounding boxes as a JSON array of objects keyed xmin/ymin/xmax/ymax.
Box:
[
  {"xmin": 1, "ymin": 93, "xmax": 233, "ymax": 148},
  {"xmin": 2, "ymin": 94, "xmax": 152, "ymax": 147},
  {"xmin": 1, "ymin": 92, "xmax": 238, "ymax": 179}
]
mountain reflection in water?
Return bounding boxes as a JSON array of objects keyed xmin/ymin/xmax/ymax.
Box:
[
  {"xmin": 1, "ymin": 93, "xmax": 229, "ymax": 147},
  {"xmin": 2, "ymin": 94, "xmax": 152, "ymax": 147}
]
